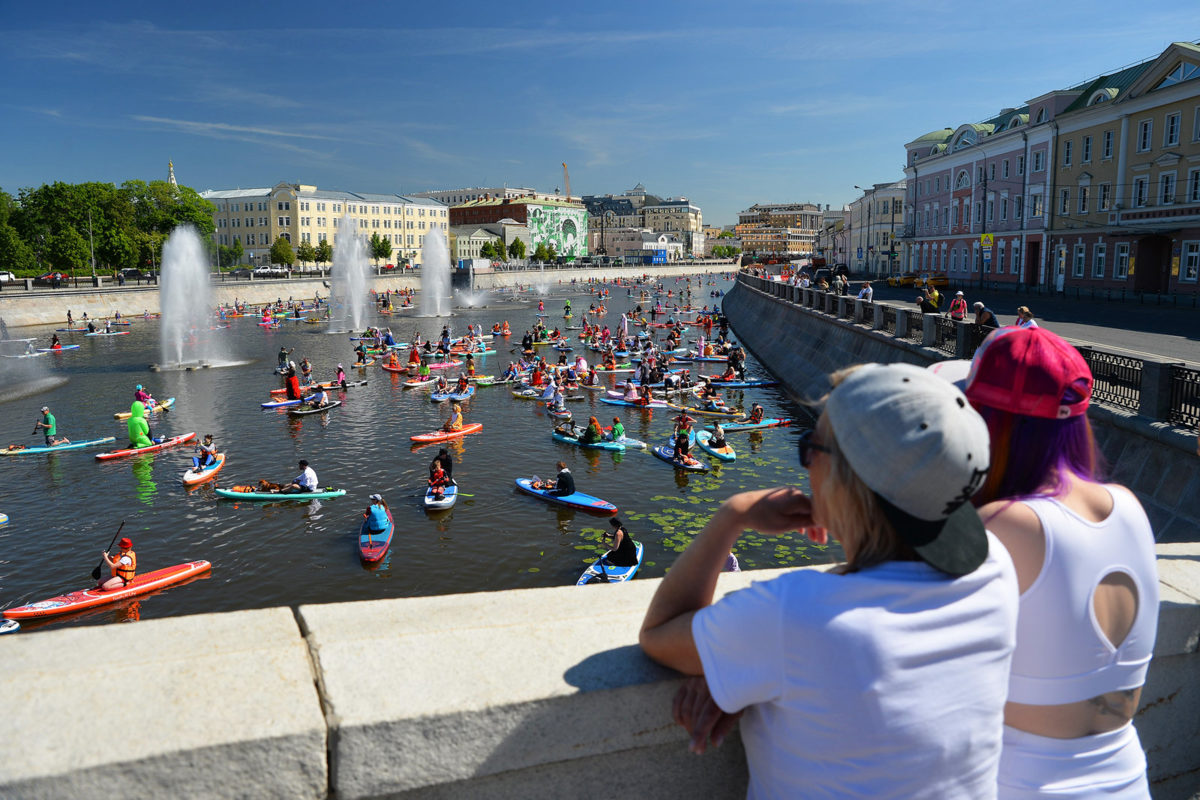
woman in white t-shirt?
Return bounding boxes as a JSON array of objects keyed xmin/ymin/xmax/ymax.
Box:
[{"xmin": 640, "ymin": 362, "xmax": 1019, "ymax": 799}]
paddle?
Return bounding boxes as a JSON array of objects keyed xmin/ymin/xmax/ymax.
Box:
[{"xmin": 91, "ymin": 521, "xmax": 126, "ymax": 581}]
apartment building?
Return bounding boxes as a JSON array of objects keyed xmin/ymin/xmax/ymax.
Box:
[
  {"xmin": 449, "ymin": 195, "xmax": 588, "ymax": 259},
  {"xmin": 201, "ymin": 182, "xmax": 446, "ymax": 265},
  {"xmin": 411, "ymin": 186, "xmax": 552, "ymax": 206},
  {"xmin": 847, "ymin": 183, "xmax": 906, "ymax": 275},
  {"xmin": 736, "ymin": 203, "xmax": 822, "ymax": 256}
]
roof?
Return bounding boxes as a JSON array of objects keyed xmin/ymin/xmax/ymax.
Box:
[
  {"xmin": 1061, "ymin": 61, "xmax": 1152, "ymax": 114},
  {"xmin": 202, "ymin": 186, "xmax": 443, "ymax": 206},
  {"xmin": 583, "ymin": 197, "xmax": 637, "ymax": 216},
  {"xmin": 456, "ymin": 196, "xmax": 584, "ymax": 210},
  {"xmin": 199, "ymin": 188, "xmax": 271, "ymax": 199},
  {"xmin": 911, "ymin": 128, "xmax": 954, "ymax": 144}
]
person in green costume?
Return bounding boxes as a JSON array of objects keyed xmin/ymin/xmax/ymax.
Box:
[{"xmin": 126, "ymin": 401, "xmax": 154, "ymax": 449}]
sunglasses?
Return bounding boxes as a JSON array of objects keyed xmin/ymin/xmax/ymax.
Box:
[{"xmin": 797, "ymin": 428, "xmax": 830, "ymax": 469}]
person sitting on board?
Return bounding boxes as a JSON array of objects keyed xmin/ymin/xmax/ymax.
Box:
[
  {"xmin": 428, "ymin": 463, "xmax": 452, "ymax": 500},
  {"xmin": 579, "ymin": 416, "xmax": 604, "ymax": 445},
  {"xmin": 637, "ymin": 384, "xmax": 655, "ymax": 406},
  {"xmin": 384, "ymin": 351, "xmax": 400, "ymax": 368},
  {"xmin": 97, "ymin": 537, "xmax": 136, "ymax": 591},
  {"xmin": 602, "ymin": 352, "xmax": 618, "ymax": 371},
  {"xmin": 383, "ymin": 329, "xmax": 397, "ymax": 347},
  {"xmin": 443, "ymin": 403, "xmax": 464, "ymax": 433},
  {"xmin": 307, "ymin": 387, "xmax": 331, "ymax": 409},
  {"xmin": 602, "ymin": 517, "xmax": 640, "ymax": 568},
  {"xmin": 35, "ymin": 405, "xmax": 69, "ymax": 446},
  {"xmin": 710, "ymin": 421, "xmax": 728, "ymax": 449},
  {"xmin": 335, "ymin": 364, "xmax": 348, "ymax": 390},
  {"xmin": 553, "ymin": 411, "xmax": 582, "ymax": 439},
  {"xmin": 500, "ymin": 362, "xmax": 520, "ymax": 382},
  {"xmin": 191, "ymin": 434, "xmax": 217, "ymax": 471},
  {"xmin": 134, "ymin": 384, "xmax": 156, "ymax": 410},
  {"xmin": 674, "ymin": 411, "xmax": 696, "ymax": 439},
  {"xmin": 534, "ymin": 461, "xmax": 576, "ymax": 496},
  {"xmin": 363, "ymin": 495, "xmax": 390, "ymax": 535},
  {"xmin": 299, "ymin": 358, "xmax": 314, "ymax": 381},
  {"xmin": 430, "ymin": 448, "xmax": 454, "ymax": 481},
  {"xmin": 746, "ymin": 403, "xmax": 765, "ymax": 424},
  {"xmin": 621, "ymin": 381, "xmax": 641, "ymax": 403},
  {"xmin": 718, "ymin": 364, "xmax": 737, "ymax": 382},
  {"xmin": 583, "ymin": 367, "xmax": 600, "ymax": 387},
  {"xmin": 455, "ymin": 374, "xmax": 471, "ymax": 395},
  {"xmin": 280, "ymin": 459, "xmax": 318, "ymax": 494},
  {"xmin": 50, "ymin": 333, "xmax": 61, "ymax": 350},
  {"xmin": 434, "ymin": 376, "xmax": 449, "ymax": 394},
  {"xmin": 414, "ymin": 360, "xmax": 431, "ymax": 380}
]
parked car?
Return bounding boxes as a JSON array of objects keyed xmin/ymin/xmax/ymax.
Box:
[
  {"xmin": 0, "ymin": 270, "xmax": 17, "ymax": 284},
  {"xmin": 253, "ymin": 265, "xmax": 289, "ymax": 277},
  {"xmin": 917, "ymin": 273, "xmax": 949, "ymax": 289},
  {"xmin": 886, "ymin": 272, "xmax": 918, "ymax": 287},
  {"xmin": 118, "ymin": 268, "xmax": 146, "ymax": 281},
  {"xmin": 381, "ymin": 263, "xmax": 397, "ymax": 272},
  {"xmin": 34, "ymin": 271, "xmax": 70, "ymax": 286},
  {"xmin": 229, "ymin": 268, "xmax": 253, "ymax": 279}
]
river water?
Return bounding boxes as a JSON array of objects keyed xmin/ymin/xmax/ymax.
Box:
[{"xmin": 0, "ymin": 276, "xmax": 838, "ymax": 631}]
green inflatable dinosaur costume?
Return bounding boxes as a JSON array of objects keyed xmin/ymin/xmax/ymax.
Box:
[{"xmin": 127, "ymin": 401, "xmax": 153, "ymax": 448}]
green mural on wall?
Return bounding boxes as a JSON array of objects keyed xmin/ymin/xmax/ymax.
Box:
[{"xmin": 526, "ymin": 205, "xmax": 588, "ymax": 258}]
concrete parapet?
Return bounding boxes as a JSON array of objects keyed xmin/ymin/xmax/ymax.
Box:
[
  {"xmin": 0, "ymin": 607, "xmax": 327, "ymax": 799},
  {"xmin": 2, "ymin": 554, "xmax": 1199, "ymax": 797}
]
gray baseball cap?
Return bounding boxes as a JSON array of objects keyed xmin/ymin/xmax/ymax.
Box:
[{"xmin": 823, "ymin": 362, "xmax": 991, "ymax": 576}]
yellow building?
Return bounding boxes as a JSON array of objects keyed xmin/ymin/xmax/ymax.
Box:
[{"xmin": 201, "ymin": 182, "xmax": 447, "ymax": 266}]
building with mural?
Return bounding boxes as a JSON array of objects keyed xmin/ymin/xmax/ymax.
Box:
[{"xmin": 449, "ymin": 195, "xmax": 588, "ymax": 259}]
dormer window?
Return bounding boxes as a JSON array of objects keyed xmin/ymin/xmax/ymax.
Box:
[
  {"xmin": 1155, "ymin": 61, "xmax": 1200, "ymax": 90},
  {"xmin": 1008, "ymin": 118, "xmax": 1022, "ymax": 129},
  {"xmin": 952, "ymin": 130, "xmax": 977, "ymax": 151},
  {"xmin": 1035, "ymin": 108, "xmax": 1047, "ymax": 124}
]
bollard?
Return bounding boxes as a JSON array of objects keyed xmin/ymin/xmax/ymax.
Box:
[{"xmin": 922, "ymin": 314, "xmax": 937, "ymax": 348}]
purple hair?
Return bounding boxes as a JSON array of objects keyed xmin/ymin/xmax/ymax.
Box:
[{"xmin": 974, "ymin": 404, "xmax": 1104, "ymax": 505}]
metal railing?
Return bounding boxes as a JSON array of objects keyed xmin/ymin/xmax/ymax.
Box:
[
  {"xmin": 882, "ymin": 306, "xmax": 897, "ymax": 334},
  {"xmin": 1170, "ymin": 365, "xmax": 1200, "ymax": 429},
  {"xmin": 905, "ymin": 313, "xmax": 924, "ymax": 342},
  {"xmin": 1078, "ymin": 348, "xmax": 1142, "ymax": 413},
  {"xmin": 933, "ymin": 316, "xmax": 958, "ymax": 356}
]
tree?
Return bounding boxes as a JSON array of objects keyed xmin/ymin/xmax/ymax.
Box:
[
  {"xmin": 48, "ymin": 226, "xmax": 89, "ymax": 272},
  {"xmin": 0, "ymin": 224, "xmax": 35, "ymax": 273},
  {"xmin": 230, "ymin": 238, "xmax": 244, "ymax": 265},
  {"xmin": 718, "ymin": 231, "xmax": 736, "ymax": 239},
  {"xmin": 479, "ymin": 240, "xmax": 496, "ymax": 260},
  {"xmin": 315, "ymin": 238, "xmax": 332, "ymax": 267},
  {"xmin": 296, "ymin": 240, "xmax": 317, "ymax": 270},
  {"xmin": 270, "ymin": 236, "xmax": 295, "ymax": 268},
  {"xmin": 508, "ymin": 237, "xmax": 526, "ymax": 260},
  {"xmin": 532, "ymin": 242, "xmax": 550, "ymax": 262},
  {"xmin": 546, "ymin": 243, "xmax": 557, "ymax": 261},
  {"xmin": 368, "ymin": 232, "xmax": 391, "ymax": 265},
  {"xmin": 493, "ymin": 237, "xmax": 507, "ymax": 262}
]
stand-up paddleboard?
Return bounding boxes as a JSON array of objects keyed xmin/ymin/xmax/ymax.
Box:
[
  {"xmin": 599, "ymin": 397, "xmax": 672, "ymax": 410},
  {"xmin": 95, "ymin": 433, "xmax": 196, "ymax": 461},
  {"xmin": 551, "ymin": 432, "xmax": 626, "ymax": 452},
  {"xmin": 577, "ymin": 541, "xmax": 644, "ymax": 585},
  {"xmin": 404, "ymin": 376, "xmax": 438, "ymax": 388},
  {"xmin": 3, "ymin": 561, "xmax": 211, "ymax": 620},
  {"xmin": 287, "ymin": 400, "xmax": 341, "ymax": 416},
  {"xmin": 719, "ymin": 418, "xmax": 791, "ymax": 432},
  {"xmin": 651, "ymin": 444, "xmax": 709, "ymax": 472},
  {"xmin": 84, "ymin": 331, "xmax": 131, "ymax": 337},
  {"xmin": 114, "ymin": 397, "xmax": 175, "ymax": 420},
  {"xmin": 38, "ymin": 345, "xmax": 81, "ymax": 352},
  {"xmin": 514, "ymin": 478, "xmax": 618, "ymax": 514},
  {"xmin": 268, "ymin": 380, "xmax": 365, "ymax": 396},
  {"xmin": 182, "ymin": 452, "xmax": 226, "ymax": 485},
  {"xmin": 1, "ymin": 437, "xmax": 115, "ymax": 456},
  {"xmin": 424, "ymin": 483, "xmax": 458, "ymax": 511},
  {"xmin": 410, "ymin": 422, "xmax": 483, "ymax": 444},
  {"xmin": 0, "ymin": 512, "xmax": 8, "ymax": 525},
  {"xmin": 696, "ymin": 430, "xmax": 736, "ymax": 462},
  {"xmin": 215, "ymin": 487, "xmax": 347, "ymax": 501},
  {"xmin": 359, "ymin": 507, "xmax": 394, "ymax": 562},
  {"xmin": 0, "ymin": 619, "xmax": 18, "ymax": 634}
]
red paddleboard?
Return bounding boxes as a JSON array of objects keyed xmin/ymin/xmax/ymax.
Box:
[
  {"xmin": 410, "ymin": 422, "xmax": 483, "ymax": 443},
  {"xmin": 4, "ymin": 561, "xmax": 211, "ymax": 620},
  {"xmin": 95, "ymin": 432, "xmax": 197, "ymax": 461},
  {"xmin": 359, "ymin": 508, "xmax": 394, "ymax": 563},
  {"xmin": 380, "ymin": 362, "xmax": 408, "ymax": 374}
]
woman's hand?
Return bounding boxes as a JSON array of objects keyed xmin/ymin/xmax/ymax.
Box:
[
  {"xmin": 673, "ymin": 676, "xmax": 741, "ymax": 754},
  {"xmin": 720, "ymin": 486, "xmax": 817, "ymax": 537}
]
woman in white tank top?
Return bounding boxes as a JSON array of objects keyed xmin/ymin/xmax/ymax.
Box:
[{"xmin": 962, "ymin": 327, "xmax": 1159, "ymax": 799}]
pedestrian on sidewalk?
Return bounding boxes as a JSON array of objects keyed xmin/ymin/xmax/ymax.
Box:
[
  {"xmin": 948, "ymin": 291, "xmax": 968, "ymax": 321},
  {"xmin": 1016, "ymin": 306, "xmax": 1039, "ymax": 329}
]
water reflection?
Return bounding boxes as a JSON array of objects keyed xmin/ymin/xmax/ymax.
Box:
[{"xmin": 132, "ymin": 457, "xmax": 157, "ymax": 506}]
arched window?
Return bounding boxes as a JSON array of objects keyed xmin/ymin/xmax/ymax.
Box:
[
  {"xmin": 1008, "ymin": 117, "xmax": 1022, "ymax": 130},
  {"xmin": 955, "ymin": 170, "xmax": 971, "ymax": 189},
  {"xmin": 1155, "ymin": 61, "xmax": 1200, "ymax": 90},
  {"xmin": 1035, "ymin": 107, "xmax": 1047, "ymax": 124},
  {"xmin": 929, "ymin": 146, "xmax": 939, "ymax": 156},
  {"xmin": 952, "ymin": 130, "xmax": 977, "ymax": 151}
]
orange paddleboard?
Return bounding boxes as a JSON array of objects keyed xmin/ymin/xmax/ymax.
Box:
[{"xmin": 4, "ymin": 561, "xmax": 211, "ymax": 620}]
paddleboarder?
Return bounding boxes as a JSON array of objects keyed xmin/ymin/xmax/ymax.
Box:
[
  {"xmin": 191, "ymin": 434, "xmax": 217, "ymax": 471},
  {"xmin": 364, "ymin": 494, "xmax": 390, "ymax": 532},
  {"xmin": 442, "ymin": 403, "xmax": 464, "ymax": 433},
  {"xmin": 429, "ymin": 448, "xmax": 453, "ymax": 481},
  {"xmin": 428, "ymin": 462, "xmax": 452, "ymax": 500},
  {"xmin": 97, "ymin": 537, "xmax": 136, "ymax": 591},
  {"xmin": 533, "ymin": 461, "xmax": 575, "ymax": 497},
  {"xmin": 35, "ymin": 406, "xmax": 69, "ymax": 446},
  {"xmin": 278, "ymin": 346, "xmax": 294, "ymax": 372},
  {"xmin": 602, "ymin": 517, "xmax": 639, "ymax": 568},
  {"xmin": 280, "ymin": 459, "xmax": 318, "ymax": 494}
]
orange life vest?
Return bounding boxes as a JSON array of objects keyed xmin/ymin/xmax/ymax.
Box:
[{"xmin": 114, "ymin": 550, "xmax": 137, "ymax": 583}]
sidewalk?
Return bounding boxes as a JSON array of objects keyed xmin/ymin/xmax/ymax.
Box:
[{"xmin": 866, "ymin": 283, "xmax": 1200, "ymax": 365}]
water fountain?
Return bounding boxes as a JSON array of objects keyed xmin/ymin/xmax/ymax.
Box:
[
  {"xmin": 329, "ymin": 215, "xmax": 370, "ymax": 333},
  {"xmin": 419, "ymin": 229, "xmax": 451, "ymax": 317},
  {"xmin": 152, "ymin": 226, "xmax": 231, "ymax": 371},
  {"xmin": 533, "ymin": 262, "xmax": 550, "ymax": 295},
  {"xmin": 454, "ymin": 287, "xmax": 489, "ymax": 309}
]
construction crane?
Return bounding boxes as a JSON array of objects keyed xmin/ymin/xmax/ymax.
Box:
[{"xmin": 562, "ymin": 163, "xmax": 571, "ymax": 202}]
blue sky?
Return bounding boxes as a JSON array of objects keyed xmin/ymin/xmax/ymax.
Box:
[{"xmin": 0, "ymin": 1, "xmax": 1193, "ymax": 225}]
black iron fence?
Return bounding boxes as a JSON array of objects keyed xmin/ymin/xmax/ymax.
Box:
[{"xmin": 736, "ymin": 272, "xmax": 1199, "ymax": 430}]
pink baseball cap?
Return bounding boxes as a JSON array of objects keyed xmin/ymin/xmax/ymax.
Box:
[{"xmin": 965, "ymin": 327, "xmax": 1092, "ymax": 419}]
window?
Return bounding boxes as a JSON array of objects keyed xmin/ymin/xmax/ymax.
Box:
[
  {"xmin": 1160, "ymin": 172, "xmax": 1177, "ymax": 204},
  {"xmin": 1015, "ymin": 195, "xmax": 1024, "ymax": 219},
  {"xmin": 1137, "ymin": 119, "xmax": 1152, "ymax": 151},
  {"xmin": 1082, "ymin": 136, "xmax": 1092, "ymax": 163},
  {"xmin": 1060, "ymin": 189, "xmax": 1071, "ymax": 215},
  {"xmin": 1189, "ymin": 168, "xmax": 1200, "ymax": 202},
  {"xmin": 951, "ymin": 248, "xmax": 958, "ymax": 272},
  {"xmin": 1183, "ymin": 241, "xmax": 1200, "ymax": 282},
  {"xmin": 1165, "ymin": 112, "xmax": 1181, "ymax": 146},
  {"xmin": 1030, "ymin": 193, "xmax": 1043, "ymax": 217},
  {"xmin": 1002, "ymin": 160, "xmax": 1010, "ymax": 178},
  {"xmin": 1115, "ymin": 243, "xmax": 1130, "ymax": 279},
  {"xmin": 1033, "ymin": 151, "xmax": 1045, "ymax": 172},
  {"xmin": 1000, "ymin": 197, "xmax": 1008, "ymax": 221},
  {"xmin": 955, "ymin": 170, "xmax": 971, "ymax": 189},
  {"xmin": 1079, "ymin": 186, "xmax": 1089, "ymax": 214},
  {"xmin": 1134, "ymin": 177, "xmax": 1148, "ymax": 207},
  {"xmin": 972, "ymin": 243, "xmax": 980, "ymax": 272},
  {"xmin": 1099, "ymin": 183, "xmax": 1112, "ymax": 211},
  {"xmin": 996, "ymin": 240, "xmax": 1004, "ymax": 273},
  {"xmin": 1035, "ymin": 108, "xmax": 1046, "ymax": 124},
  {"xmin": 977, "ymin": 166, "xmax": 985, "ymax": 183},
  {"xmin": 1017, "ymin": 155, "xmax": 1025, "ymax": 175},
  {"xmin": 1073, "ymin": 244, "xmax": 1086, "ymax": 277},
  {"xmin": 987, "ymin": 199, "xmax": 994, "ymax": 222},
  {"xmin": 942, "ymin": 207, "xmax": 950, "ymax": 228},
  {"xmin": 319, "ymin": 232, "xmax": 327, "ymax": 242},
  {"xmin": 1063, "ymin": 140, "xmax": 1073, "ymax": 166},
  {"xmin": 1102, "ymin": 130, "xmax": 1113, "ymax": 159},
  {"xmin": 989, "ymin": 163, "xmax": 996, "ymax": 181},
  {"xmin": 975, "ymin": 201, "xmax": 982, "ymax": 224},
  {"xmin": 1011, "ymin": 242, "xmax": 1021, "ymax": 275},
  {"xmin": 1194, "ymin": 107, "xmax": 1200, "ymax": 142},
  {"xmin": 1093, "ymin": 243, "xmax": 1106, "ymax": 279}
]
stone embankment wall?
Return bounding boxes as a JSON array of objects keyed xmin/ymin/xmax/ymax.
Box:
[
  {"xmin": 722, "ymin": 279, "xmax": 1200, "ymax": 544},
  {"xmin": 0, "ymin": 263, "xmax": 731, "ymax": 329},
  {"xmin": 3, "ymin": 552, "xmax": 1198, "ymax": 799}
]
